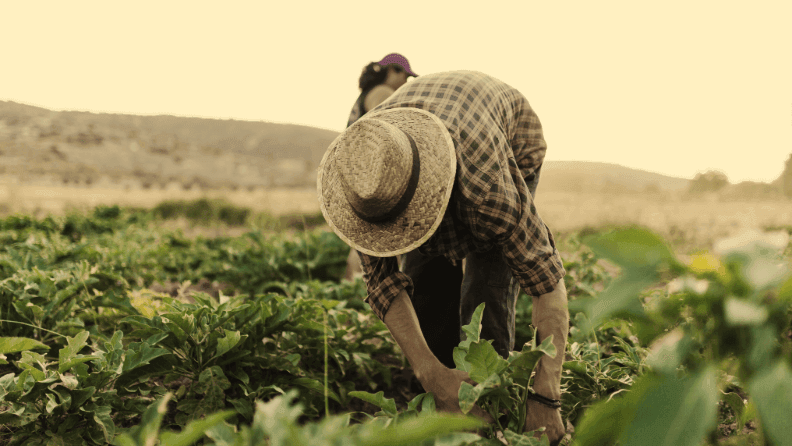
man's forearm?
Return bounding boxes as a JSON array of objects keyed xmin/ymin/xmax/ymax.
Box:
[
  {"xmin": 382, "ymin": 289, "xmax": 443, "ymax": 381},
  {"xmin": 531, "ymin": 279, "xmax": 569, "ymax": 400}
]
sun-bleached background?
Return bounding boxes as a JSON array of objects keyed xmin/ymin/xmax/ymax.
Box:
[{"xmin": 2, "ymin": 1, "xmax": 790, "ymax": 183}]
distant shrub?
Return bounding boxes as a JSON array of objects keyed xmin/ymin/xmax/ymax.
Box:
[
  {"xmin": 152, "ymin": 198, "xmax": 251, "ymax": 226},
  {"xmin": 279, "ymin": 212, "xmax": 326, "ymax": 230},
  {"xmin": 687, "ymin": 170, "xmax": 729, "ymax": 195},
  {"xmin": 93, "ymin": 204, "xmax": 121, "ymax": 220}
]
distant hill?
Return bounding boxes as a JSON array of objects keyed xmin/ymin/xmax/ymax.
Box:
[
  {"xmin": 1, "ymin": 100, "xmax": 692, "ymax": 193},
  {"xmin": 539, "ymin": 161, "xmax": 691, "ymax": 194},
  {"xmin": 0, "ymin": 100, "xmax": 338, "ymax": 188}
]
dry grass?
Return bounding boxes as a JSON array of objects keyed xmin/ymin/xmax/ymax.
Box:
[
  {"xmin": 534, "ymin": 190, "xmax": 792, "ymax": 251},
  {"xmin": 0, "ymin": 182, "xmax": 319, "ymax": 217},
  {"xmin": 3, "ymin": 182, "xmax": 791, "ymax": 252}
]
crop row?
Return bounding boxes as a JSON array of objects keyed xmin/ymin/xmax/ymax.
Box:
[{"xmin": 0, "ymin": 205, "xmax": 790, "ymax": 445}]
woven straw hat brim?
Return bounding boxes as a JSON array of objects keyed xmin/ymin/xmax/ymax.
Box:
[{"xmin": 317, "ymin": 108, "xmax": 456, "ymax": 257}]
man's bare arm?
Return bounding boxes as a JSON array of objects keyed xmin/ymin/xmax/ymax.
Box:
[
  {"xmin": 383, "ymin": 289, "xmax": 492, "ymax": 421},
  {"xmin": 524, "ymin": 278, "xmax": 569, "ymax": 443},
  {"xmin": 382, "ymin": 289, "xmax": 442, "ymax": 380},
  {"xmin": 531, "ymin": 278, "xmax": 568, "ymax": 400}
]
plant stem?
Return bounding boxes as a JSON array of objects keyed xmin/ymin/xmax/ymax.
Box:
[
  {"xmin": 0, "ymin": 320, "xmax": 66, "ymax": 339},
  {"xmin": 492, "ymin": 400, "xmax": 505, "ymax": 434},
  {"xmin": 323, "ymin": 308, "xmax": 330, "ymax": 417},
  {"xmin": 518, "ymin": 386, "xmax": 529, "ymax": 433},
  {"xmin": 590, "ymin": 324, "xmax": 603, "ymax": 374}
]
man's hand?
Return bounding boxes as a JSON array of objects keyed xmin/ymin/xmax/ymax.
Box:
[
  {"xmin": 417, "ymin": 365, "xmax": 494, "ymax": 423},
  {"xmin": 382, "ymin": 290, "xmax": 493, "ymax": 423}
]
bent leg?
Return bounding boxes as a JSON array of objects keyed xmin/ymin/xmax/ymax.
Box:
[
  {"xmin": 460, "ymin": 247, "xmax": 520, "ymax": 359},
  {"xmin": 401, "ymin": 250, "xmax": 463, "ymax": 368}
]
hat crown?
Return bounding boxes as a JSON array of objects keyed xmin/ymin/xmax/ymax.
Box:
[{"xmin": 337, "ymin": 120, "xmax": 413, "ymax": 220}]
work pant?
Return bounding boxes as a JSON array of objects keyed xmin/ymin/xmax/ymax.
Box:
[
  {"xmin": 401, "ymin": 169, "xmax": 541, "ymax": 368},
  {"xmin": 400, "ymin": 247, "xmax": 521, "ymax": 367}
]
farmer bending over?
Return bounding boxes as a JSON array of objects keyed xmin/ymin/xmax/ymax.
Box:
[{"xmin": 317, "ymin": 70, "xmax": 569, "ymax": 445}]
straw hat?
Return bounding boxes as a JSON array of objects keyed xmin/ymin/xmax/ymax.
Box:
[{"xmin": 317, "ymin": 108, "xmax": 456, "ymax": 257}]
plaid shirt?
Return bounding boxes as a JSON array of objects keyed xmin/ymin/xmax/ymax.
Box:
[{"xmin": 356, "ymin": 71, "xmax": 566, "ymax": 321}]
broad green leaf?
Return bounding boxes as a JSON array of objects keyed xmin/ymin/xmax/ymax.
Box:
[
  {"xmin": 50, "ymin": 386, "xmax": 72, "ymax": 412},
  {"xmin": 113, "ymin": 393, "xmax": 171, "ymax": 446},
  {"xmin": 360, "ymin": 413, "xmax": 484, "ymax": 446},
  {"xmin": 748, "ymin": 325, "xmax": 777, "ymax": 371},
  {"xmin": 57, "ymin": 331, "xmax": 97, "ymax": 373},
  {"xmin": 204, "ymin": 422, "xmax": 238, "ymax": 446},
  {"xmin": 721, "ymin": 392, "xmax": 746, "ymax": 432},
  {"xmin": 645, "ymin": 328, "xmax": 693, "ymax": 375},
  {"xmin": 618, "ymin": 367, "xmax": 719, "ymax": 446},
  {"xmin": 191, "ymin": 366, "xmax": 231, "ymax": 419},
  {"xmin": 431, "ymin": 432, "xmax": 484, "ymax": 446},
  {"xmin": 724, "ymin": 298, "xmax": 768, "ymax": 326},
  {"xmin": 17, "ymin": 351, "xmax": 47, "ymax": 381},
  {"xmin": 229, "ymin": 397, "xmax": 254, "ymax": 422},
  {"xmin": 59, "ymin": 355, "xmax": 99, "ymax": 374},
  {"xmin": 509, "ymin": 335, "xmax": 556, "ymax": 386},
  {"xmin": 742, "ymin": 256, "xmax": 789, "ymax": 290},
  {"xmin": 0, "ymin": 413, "xmax": 21, "ymax": 425},
  {"xmin": 70, "ymin": 386, "xmax": 96, "ymax": 410},
  {"xmin": 748, "ymin": 361, "xmax": 792, "ymax": 446},
  {"xmin": 122, "ymin": 343, "xmax": 170, "ymax": 373},
  {"xmin": 465, "ymin": 340, "xmax": 508, "ymax": 384},
  {"xmin": 292, "ymin": 377, "xmax": 341, "ymax": 404},
  {"xmin": 457, "ymin": 382, "xmax": 479, "ymax": 415},
  {"xmin": 348, "ymin": 390, "xmax": 397, "ymax": 417},
  {"xmin": 453, "ymin": 346, "xmax": 473, "ymax": 373},
  {"xmin": 159, "ymin": 410, "xmax": 235, "ymax": 446},
  {"xmin": 461, "ymin": 303, "xmax": 486, "ymax": 343},
  {"xmin": 404, "ymin": 392, "xmax": 437, "ymax": 415},
  {"xmin": 92, "ymin": 405, "xmax": 116, "ymax": 444},
  {"xmin": 778, "ymin": 274, "xmax": 792, "ymax": 303},
  {"xmin": 0, "ymin": 337, "xmax": 49, "ymax": 354},
  {"xmin": 458, "ymin": 374, "xmax": 501, "ymax": 415},
  {"xmin": 45, "ymin": 392, "xmax": 59, "ymax": 414},
  {"xmin": 213, "ymin": 330, "xmax": 242, "ymax": 359},
  {"xmin": 575, "ymin": 368, "xmax": 719, "ymax": 446},
  {"xmin": 252, "ymin": 391, "xmax": 303, "ymax": 446},
  {"xmin": 407, "ymin": 393, "xmax": 428, "ymax": 412},
  {"xmin": 583, "ymin": 227, "xmax": 678, "ymax": 272},
  {"xmin": 579, "ymin": 271, "xmax": 655, "ymax": 333},
  {"xmin": 503, "ymin": 428, "xmax": 550, "ymax": 446},
  {"xmin": 195, "ymin": 366, "xmax": 231, "ymax": 395},
  {"xmin": 161, "ymin": 313, "xmax": 195, "ymax": 344},
  {"xmin": 421, "ymin": 392, "xmax": 436, "ymax": 413},
  {"xmin": 58, "ymin": 372, "xmax": 78, "ymax": 390}
]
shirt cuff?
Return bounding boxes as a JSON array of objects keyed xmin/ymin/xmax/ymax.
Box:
[
  {"xmin": 364, "ymin": 271, "xmax": 414, "ymax": 321},
  {"xmin": 516, "ymin": 248, "xmax": 566, "ymax": 297}
]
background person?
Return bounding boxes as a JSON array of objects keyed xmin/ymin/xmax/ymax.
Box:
[{"xmin": 343, "ymin": 53, "xmax": 418, "ymax": 280}]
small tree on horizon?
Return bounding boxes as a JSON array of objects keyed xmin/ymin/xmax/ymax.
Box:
[
  {"xmin": 780, "ymin": 153, "xmax": 792, "ymax": 198},
  {"xmin": 687, "ymin": 170, "xmax": 729, "ymax": 194}
]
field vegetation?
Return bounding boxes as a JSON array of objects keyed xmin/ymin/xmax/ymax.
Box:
[{"xmin": 0, "ymin": 199, "xmax": 790, "ymax": 445}]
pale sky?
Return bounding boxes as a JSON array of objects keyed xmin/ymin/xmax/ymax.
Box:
[{"xmin": 2, "ymin": 1, "xmax": 791, "ymax": 184}]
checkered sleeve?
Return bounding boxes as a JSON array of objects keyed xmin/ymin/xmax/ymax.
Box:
[
  {"xmin": 503, "ymin": 200, "xmax": 566, "ymax": 297},
  {"xmin": 461, "ymin": 186, "xmax": 565, "ymax": 297},
  {"xmin": 356, "ymin": 251, "xmax": 414, "ymax": 321},
  {"xmin": 509, "ymin": 90, "xmax": 547, "ymax": 184}
]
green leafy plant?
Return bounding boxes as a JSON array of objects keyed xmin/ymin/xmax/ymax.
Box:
[
  {"xmin": 572, "ymin": 227, "xmax": 792, "ymax": 446},
  {"xmin": 454, "ymin": 303, "xmax": 556, "ymax": 444},
  {"xmin": 114, "ymin": 390, "xmax": 484, "ymax": 446}
]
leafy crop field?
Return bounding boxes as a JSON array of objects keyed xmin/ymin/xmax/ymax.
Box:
[{"xmin": 0, "ymin": 201, "xmax": 790, "ymax": 445}]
